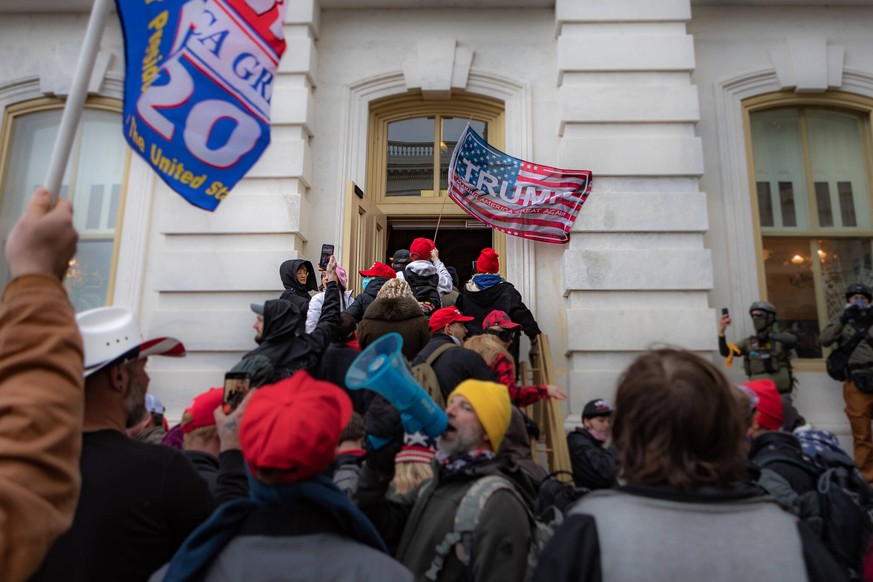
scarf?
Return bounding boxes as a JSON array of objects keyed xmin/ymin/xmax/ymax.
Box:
[
  {"xmin": 471, "ymin": 273, "xmax": 503, "ymax": 290},
  {"xmin": 435, "ymin": 449, "xmax": 496, "ymax": 479},
  {"xmin": 161, "ymin": 472, "xmax": 387, "ymax": 581}
]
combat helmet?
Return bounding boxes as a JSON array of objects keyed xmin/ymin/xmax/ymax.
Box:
[
  {"xmin": 845, "ymin": 283, "xmax": 873, "ymax": 302},
  {"xmin": 748, "ymin": 301, "xmax": 777, "ymax": 316}
]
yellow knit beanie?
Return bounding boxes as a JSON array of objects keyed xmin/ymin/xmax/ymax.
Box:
[{"xmin": 448, "ymin": 380, "xmax": 512, "ymax": 452}]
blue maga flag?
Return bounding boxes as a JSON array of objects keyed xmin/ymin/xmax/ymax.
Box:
[
  {"xmin": 116, "ymin": 0, "xmax": 287, "ymax": 211},
  {"xmin": 448, "ymin": 127, "xmax": 593, "ymax": 244}
]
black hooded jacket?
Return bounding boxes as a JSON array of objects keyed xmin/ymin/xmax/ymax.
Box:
[
  {"xmin": 456, "ymin": 279, "xmax": 541, "ymax": 339},
  {"xmin": 278, "ymin": 259, "xmax": 318, "ymax": 308},
  {"xmin": 346, "ymin": 277, "xmax": 391, "ymax": 322},
  {"xmin": 236, "ymin": 282, "xmax": 340, "ymax": 383}
]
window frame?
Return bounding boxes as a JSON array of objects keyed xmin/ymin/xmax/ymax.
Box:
[
  {"xmin": 0, "ymin": 96, "xmax": 130, "ymax": 307},
  {"xmin": 367, "ymin": 91, "xmax": 506, "ymax": 216},
  {"xmin": 744, "ymin": 91, "xmax": 873, "ymax": 364}
]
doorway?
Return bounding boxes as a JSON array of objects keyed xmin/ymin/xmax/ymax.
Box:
[{"xmin": 386, "ymin": 218, "xmax": 493, "ymax": 285}]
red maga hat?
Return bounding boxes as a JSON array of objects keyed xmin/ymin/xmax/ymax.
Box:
[
  {"xmin": 429, "ymin": 306, "xmax": 474, "ymax": 332},
  {"xmin": 240, "ymin": 371, "xmax": 352, "ymax": 483},
  {"xmin": 359, "ymin": 262, "xmax": 396, "ymax": 279}
]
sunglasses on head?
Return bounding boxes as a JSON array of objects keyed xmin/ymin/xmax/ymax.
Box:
[{"xmin": 486, "ymin": 328, "xmax": 517, "ymax": 342}]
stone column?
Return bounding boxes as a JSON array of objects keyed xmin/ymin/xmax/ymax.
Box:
[{"xmin": 556, "ymin": 0, "xmax": 716, "ymax": 425}]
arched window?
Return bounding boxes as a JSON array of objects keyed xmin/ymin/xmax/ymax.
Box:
[
  {"xmin": 746, "ymin": 93, "xmax": 873, "ymax": 358},
  {"xmin": 368, "ymin": 92, "xmax": 505, "ymax": 211},
  {"xmin": 0, "ymin": 98, "xmax": 127, "ymax": 311}
]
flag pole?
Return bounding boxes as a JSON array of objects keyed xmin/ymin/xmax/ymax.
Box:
[{"xmin": 44, "ymin": 0, "xmax": 113, "ymax": 204}]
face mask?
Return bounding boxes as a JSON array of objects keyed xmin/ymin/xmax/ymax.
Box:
[
  {"xmin": 361, "ymin": 277, "xmax": 373, "ymax": 290},
  {"xmin": 752, "ymin": 315, "xmax": 769, "ymax": 332},
  {"xmin": 855, "ymin": 298, "xmax": 868, "ymax": 308}
]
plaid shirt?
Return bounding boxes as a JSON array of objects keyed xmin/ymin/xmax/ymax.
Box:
[{"xmin": 491, "ymin": 352, "xmax": 548, "ymax": 408}]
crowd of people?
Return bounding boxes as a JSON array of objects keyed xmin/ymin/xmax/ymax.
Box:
[{"xmin": 2, "ymin": 188, "xmax": 873, "ymax": 581}]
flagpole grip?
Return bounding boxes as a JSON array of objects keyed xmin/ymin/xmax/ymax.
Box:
[{"xmin": 44, "ymin": 0, "xmax": 113, "ymax": 204}]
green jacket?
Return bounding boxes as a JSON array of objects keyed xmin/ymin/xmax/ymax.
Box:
[{"xmin": 357, "ymin": 453, "xmax": 534, "ymax": 582}]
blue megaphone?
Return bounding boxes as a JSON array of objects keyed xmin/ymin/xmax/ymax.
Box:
[{"xmin": 346, "ymin": 332, "xmax": 447, "ymax": 439}]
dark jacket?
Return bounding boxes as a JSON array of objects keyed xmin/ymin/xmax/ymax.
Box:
[
  {"xmin": 150, "ymin": 484, "xmax": 412, "ymax": 582},
  {"xmin": 457, "ymin": 276, "xmax": 541, "ymax": 339},
  {"xmin": 750, "ymin": 431, "xmax": 818, "ymax": 497},
  {"xmin": 315, "ymin": 339, "xmax": 371, "ymax": 415},
  {"xmin": 32, "ymin": 430, "xmax": 214, "ymax": 582},
  {"xmin": 235, "ymin": 283, "xmax": 340, "ymax": 383},
  {"xmin": 567, "ymin": 427, "xmax": 618, "ymax": 491},
  {"xmin": 359, "ymin": 295, "xmax": 431, "ymax": 362},
  {"xmin": 347, "ymin": 277, "xmax": 392, "ymax": 322},
  {"xmin": 278, "ymin": 259, "xmax": 318, "ymax": 308},
  {"xmin": 532, "ymin": 484, "xmax": 847, "ymax": 582},
  {"xmin": 411, "ymin": 333, "xmax": 495, "ymax": 399},
  {"xmin": 356, "ymin": 448, "xmax": 534, "ymax": 582},
  {"xmin": 403, "ymin": 262, "xmax": 441, "ymax": 308}
]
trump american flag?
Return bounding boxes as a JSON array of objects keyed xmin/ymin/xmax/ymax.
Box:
[{"xmin": 447, "ymin": 126, "xmax": 592, "ymax": 244}]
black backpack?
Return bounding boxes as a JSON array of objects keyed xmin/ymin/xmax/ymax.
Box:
[
  {"xmin": 755, "ymin": 449, "xmax": 873, "ymax": 580},
  {"xmin": 826, "ymin": 332, "xmax": 868, "ymax": 381}
]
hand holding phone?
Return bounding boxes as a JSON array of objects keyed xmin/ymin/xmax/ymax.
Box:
[
  {"xmin": 319, "ymin": 244, "xmax": 335, "ymax": 270},
  {"xmin": 223, "ymin": 372, "xmax": 251, "ymax": 415},
  {"xmin": 721, "ymin": 307, "xmax": 729, "ymax": 317}
]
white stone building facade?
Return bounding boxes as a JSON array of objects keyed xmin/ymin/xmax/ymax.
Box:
[{"xmin": 2, "ymin": 0, "xmax": 872, "ymax": 445}]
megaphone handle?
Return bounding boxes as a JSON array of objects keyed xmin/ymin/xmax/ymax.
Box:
[
  {"xmin": 367, "ymin": 434, "xmax": 394, "ymax": 451},
  {"xmin": 400, "ymin": 412, "xmax": 423, "ymax": 436}
]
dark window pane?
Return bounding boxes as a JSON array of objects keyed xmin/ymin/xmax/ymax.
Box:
[
  {"xmin": 440, "ymin": 119, "xmax": 486, "ymax": 191},
  {"xmin": 757, "ymin": 182, "xmax": 774, "ymax": 227},
  {"xmin": 815, "ymin": 182, "xmax": 833, "ymax": 227},
  {"xmin": 108, "ymin": 184, "xmax": 120, "ymax": 230},
  {"xmin": 65, "ymin": 238, "xmax": 113, "ymax": 311},
  {"xmin": 762, "ymin": 237, "xmax": 820, "ymax": 358},
  {"xmin": 386, "ymin": 118, "xmax": 434, "ymax": 197},
  {"xmin": 838, "ymin": 181, "xmax": 857, "ymax": 227},
  {"xmin": 779, "ymin": 182, "xmax": 796, "ymax": 227},
  {"xmin": 86, "ymin": 185, "xmax": 104, "ymax": 230}
]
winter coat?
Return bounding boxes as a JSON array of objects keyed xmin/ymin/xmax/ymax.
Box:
[
  {"xmin": 234, "ymin": 282, "xmax": 340, "ymax": 383},
  {"xmin": 359, "ymin": 295, "xmax": 431, "ymax": 362},
  {"xmin": 749, "ymin": 431, "xmax": 818, "ymax": 495},
  {"xmin": 150, "ymin": 492, "xmax": 412, "ymax": 582},
  {"xmin": 314, "ymin": 339, "xmax": 371, "ymax": 415},
  {"xmin": 567, "ymin": 428, "xmax": 618, "ymax": 491},
  {"xmin": 457, "ymin": 276, "xmax": 541, "ymax": 339},
  {"xmin": 411, "ymin": 333, "xmax": 496, "ymax": 399},
  {"xmin": 305, "ymin": 288, "xmax": 353, "ymax": 334},
  {"xmin": 356, "ymin": 452, "xmax": 534, "ymax": 582},
  {"xmin": 403, "ymin": 262, "xmax": 442, "ymax": 308},
  {"xmin": 532, "ymin": 484, "xmax": 845, "ymax": 582},
  {"xmin": 278, "ymin": 259, "xmax": 318, "ymax": 309},
  {"xmin": 0, "ymin": 275, "xmax": 84, "ymax": 582},
  {"xmin": 347, "ymin": 277, "xmax": 392, "ymax": 322}
]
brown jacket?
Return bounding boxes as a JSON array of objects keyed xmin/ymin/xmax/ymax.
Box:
[
  {"xmin": 0, "ymin": 275, "xmax": 84, "ymax": 581},
  {"xmin": 358, "ymin": 295, "xmax": 431, "ymax": 362}
]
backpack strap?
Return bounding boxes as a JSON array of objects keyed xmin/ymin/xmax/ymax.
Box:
[
  {"xmin": 425, "ymin": 342, "xmax": 459, "ymax": 367},
  {"xmin": 754, "ymin": 452, "xmax": 821, "ymax": 477},
  {"xmin": 424, "ymin": 475, "xmax": 528, "ymax": 582}
]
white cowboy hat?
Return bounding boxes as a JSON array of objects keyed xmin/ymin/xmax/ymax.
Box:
[{"xmin": 77, "ymin": 307, "xmax": 186, "ymax": 377}]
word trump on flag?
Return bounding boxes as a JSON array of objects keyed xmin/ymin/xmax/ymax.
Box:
[
  {"xmin": 116, "ymin": 0, "xmax": 287, "ymax": 211},
  {"xmin": 447, "ymin": 127, "xmax": 593, "ymax": 244}
]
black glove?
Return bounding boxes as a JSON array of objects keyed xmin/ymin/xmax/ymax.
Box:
[
  {"xmin": 842, "ymin": 305, "xmax": 859, "ymax": 324},
  {"xmin": 363, "ymin": 395, "xmax": 403, "ymax": 472},
  {"xmin": 364, "ymin": 395, "xmax": 403, "ymax": 443}
]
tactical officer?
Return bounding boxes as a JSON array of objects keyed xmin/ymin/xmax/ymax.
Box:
[
  {"xmin": 719, "ymin": 301, "xmax": 797, "ymax": 396},
  {"xmin": 821, "ymin": 282, "xmax": 873, "ymax": 482}
]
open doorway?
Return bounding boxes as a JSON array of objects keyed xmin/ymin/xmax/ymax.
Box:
[{"xmin": 385, "ymin": 218, "xmax": 493, "ymax": 284}]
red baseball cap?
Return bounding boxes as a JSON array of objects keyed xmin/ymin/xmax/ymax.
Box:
[
  {"xmin": 359, "ymin": 262, "xmax": 396, "ymax": 279},
  {"xmin": 483, "ymin": 310, "xmax": 521, "ymax": 330},
  {"xmin": 429, "ymin": 306, "xmax": 474, "ymax": 332},
  {"xmin": 741, "ymin": 379, "xmax": 783, "ymax": 431},
  {"xmin": 410, "ymin": 238, "xmax": 436, "ymax": 260},
  {"xmin": 181, "ymin": 387, "xmax": 224, "ymax": 434},
  {"xmin": 240, "ymin": 371, "xmax": 352, "ymax": 483}
]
